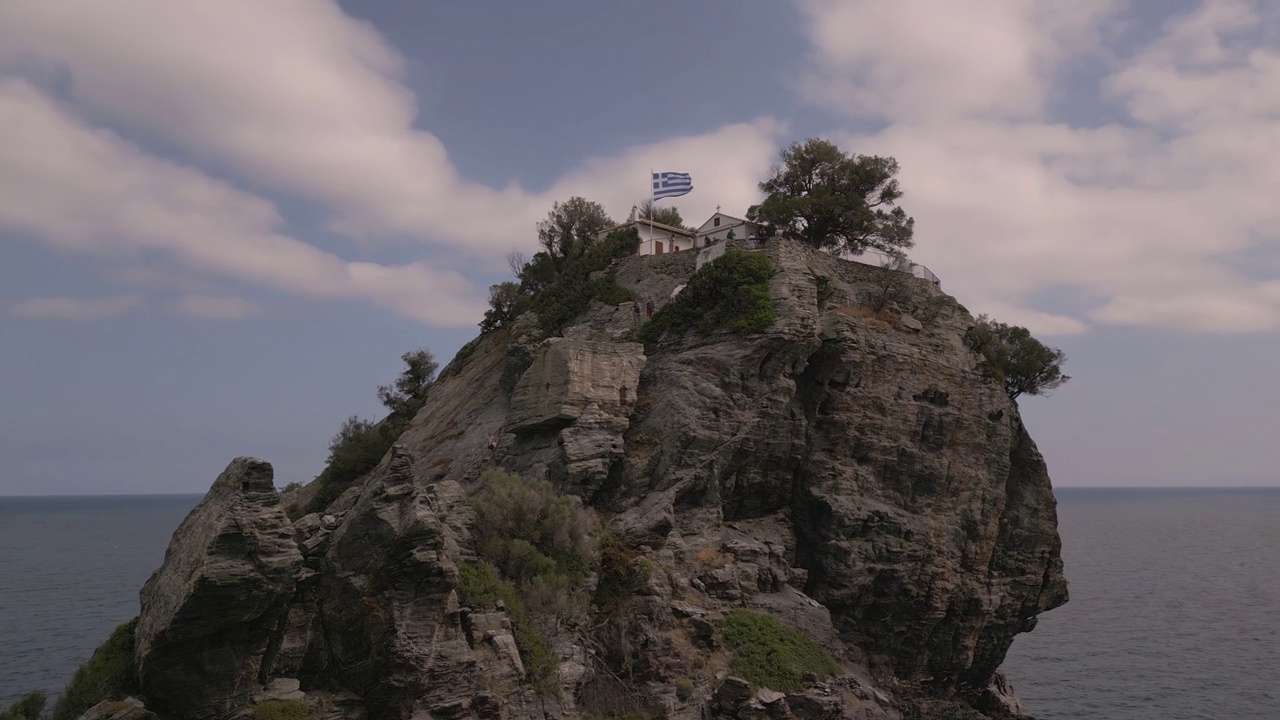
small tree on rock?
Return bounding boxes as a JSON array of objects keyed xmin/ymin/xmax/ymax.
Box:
[
  {"xmin": 377, "ymin": 349, "xmax": 438, "ymax": 418},
  {"xmin": 638, "ymin": 199, "xmax": 686, "ymax": 229},
  {"xmin": 964, "ymin": 315, "xmax": 1071, "ymax": 400},
  {"xmin": 537, "ymin": 197, "xmax": 614, "ymax": 261},
  {"xmin": 748, "ymin": 138, "xmax": 914, "ymax": 255}
]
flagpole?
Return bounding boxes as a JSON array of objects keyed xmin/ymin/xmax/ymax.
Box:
[{"xmin": 649, "ymin": 168, "xmax": 655, "ymax": 253}]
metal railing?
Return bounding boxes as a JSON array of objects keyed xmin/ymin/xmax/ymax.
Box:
[{"xmin": 838, "ymin": 249, "xmax": 941, "ymax": 288}]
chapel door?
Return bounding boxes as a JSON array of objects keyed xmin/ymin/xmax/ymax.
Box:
[{"xmin": 655, "ymin": 241, "xmax": 664, "ymax": 254}]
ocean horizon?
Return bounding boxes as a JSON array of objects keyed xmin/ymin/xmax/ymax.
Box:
[{"xmin": 1, "ymin": 486, "xmax": 1276, "ymax": 719}]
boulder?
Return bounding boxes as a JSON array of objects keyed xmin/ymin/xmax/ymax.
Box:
[{"xmin": 135, "ymin": 457, "xmax": 302, "ymax": 720}]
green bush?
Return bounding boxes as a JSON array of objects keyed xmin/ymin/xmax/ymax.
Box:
[
  {"xmin": 253, "ymin": 698, "xmax": 309, "ymax": 720},
  {"xmin": 462, "ymin": 470, "xmax": 599, "ymax": 690},
  {"xmin": 52, "ymin": 619, "xmax": 139, "ymax": 720},
  {"xmin": 963, "ymin": 314, "xmax": 1070, "ymax": 400},
  {"xmin": 305, "ymin": 416, "xmax": 395, "ymax": 514},
  {"xmin": 471, "ymin": 470, "xmax": 594, "ymax": 587},
  {"xmin": 717, "ymin": 609, "xmax": 839, "ymax": 691},
  {"xmin": 530, "ymin": 228, "xmax": 640, "ymax": 334},
  {"xmin": 639, "ymin": 250, "xmax": 775, "ymax": 344},
  {"xmin": 592, "ymin": 535, "xmax": 646, "ymax": 617},
  {"xmin": 0, "ymin": 691, "xmax": 46, "ymax": 720},
  {"xmin": 456, "ymin": 561, "xmax": 556, "ymax": 686}
]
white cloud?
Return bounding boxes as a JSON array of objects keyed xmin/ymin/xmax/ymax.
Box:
[
  {"xmin": 174, "ymin": 295, "xmax": 259, "ymax": 320},
  {"xmin": 9, "ymin": 294, "xmax": 143, "ymax": 321},
  {"xmin": 0, "ymin": 80, "xmax": 483, "ymax": 326},
  {"xmin": 0, "ymin": 1, "xmax": 781, "ymax": 260},
  {"xmin": 802, "ymin": 0, "xmax": 1280, "ymax": 334}
]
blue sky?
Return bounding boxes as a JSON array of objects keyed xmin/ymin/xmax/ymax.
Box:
[{"xmin": 2, "ymin": 1, "xmax": 1278, "ymax": 494}]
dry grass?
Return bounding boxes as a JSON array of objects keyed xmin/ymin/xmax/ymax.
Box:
[
  {"xmin": 694, "ymin": 546, "xmax": 733, "ymax": 568},
  {"xmin": 835, "ymin": 305, "xmax": 895, "ymax": 329}
]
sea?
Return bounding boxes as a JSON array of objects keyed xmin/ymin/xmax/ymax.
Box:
[{"xmin": 0, "ymin": 488, "xmax": 1276, "ymax": 719}]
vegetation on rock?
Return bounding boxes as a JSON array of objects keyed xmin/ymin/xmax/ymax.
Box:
[
  {"xmin": 306, "ymin": 349, "xmax": 438, "ymax": 513},
  {"xmin": 718, "ymin": 609, "xmax": 839, "ymax": 691},
  {"xmin": 0, "ymin": 692, "xmax": 46, "ymax": 720},
  {"xmin": 748, "ymin": 138, "xmax": 915, "ymax": 255},
  {"xmin": 456, "ymin": 560, "xmax": 556, "ymax": 687},
  {"xmin": 481, "ymin": 198, "xmax": 639, "ymax": 335},
  {"xmin": 964, "ymin": 315, "xmax": 1070, "ymax": 400},
  {"xmin": 51, "ymin": 618, "xmax": 138, "ymax": 720},
  {"xmin": 537, "ymin": 197, "xmax": 614, "ymax": 260},
  {"xmin": 639, "ymin": 249, "xmax": 775, "ymax": 344},
  {"xmin": 461, "ymin": 469, "xmax": 597, "ymax": 688},
  {"xmin": 252, "ymin": 699, "xmax": 309, "ymax": 720}
]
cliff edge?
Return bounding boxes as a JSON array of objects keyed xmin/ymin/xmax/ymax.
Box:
[{"xmin": 122, "ymin": 239, "xmax": 1068, "ymax": 720}]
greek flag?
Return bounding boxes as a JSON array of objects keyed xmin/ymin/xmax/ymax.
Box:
[{"xmin": 652, "ymin": 171, "xmax": 693, "ymax": 200}]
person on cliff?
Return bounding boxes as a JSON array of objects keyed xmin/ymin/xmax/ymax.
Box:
[
  {"xmin": 631, "ymin": 300, "xmax": 642, "ymax": 326},
  {"xmin": 644, "ymin": 298, "xmax": 655, "ymax": 319}
]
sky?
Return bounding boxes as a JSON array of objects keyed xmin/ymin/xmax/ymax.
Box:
[{"xmin": 1, "ymin": 0, "xmax": 1278, "ymax": 494}]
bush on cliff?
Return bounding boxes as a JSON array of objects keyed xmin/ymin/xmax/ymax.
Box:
[
  {"xmin": 717, "ymin": 609, "xmax": 839, "ymax": 691},
  {"xmin": 0, "ymin": 692, "xmax": 46, "ymax": 720},
  {"xmin": 460, "ymin": 469, "xmax": 598, "ymax": 688},
  {"xmin": 480, "ymin": 204, "xmax": 640, "ymax": 335},
  {"xmin": 51, "ymin": 618, "xmax": 139, "ymax": 720},
  {"xmin": 964, "ymin": 315, "xmax": 1070, "ymax": 400},
  {"xmin": 306, "ymin": 349, "xmax": 439, "ymax": 514},
  {"xmin": 638, "ymin": 249, "xmax": 775, "ymax": 344},
  {"xmin": 528, "ymin": 227, "xmax": 639, "ymax": 334},
  {"xmin": 456, "ymin": 560, "xmax": 556, "ymax": 686}
]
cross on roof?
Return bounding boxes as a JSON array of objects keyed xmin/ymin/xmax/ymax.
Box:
[{"xmin": 715, "ymin": 204, "xmax": 721, "ymax": 213}]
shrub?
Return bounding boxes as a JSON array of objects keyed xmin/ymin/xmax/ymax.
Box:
[
  {"xmin": 463, "ymin": 470, "xmax": 598, "ymax": 690},
  {"xmin": 0, "ymin": 692, "xmax": 46, "ymax": 720},
  {"xmin": 471, "ymin": 469, "xmax": 595, "ymax": 587},
  {"xmin": 592, "ymin": 535, "xmax": 646, "ymax": 617},
  {"xmin": 717, "ymin": 609, "xmax": 839, "ymax": 691},
  {"xmin": 639, "ymin": 250, "xmax": 775, "ymax": 344},
  {"xmin": 530, "ymin": 228, "xmax": 640, "ymax": 334},
  {"xmin": 305, "ymin": 416, "xmax": 394, "ymax": 514},
  {"xmin": 963, "ymin": 315, "xmax": 1070, "ymax": 400},
  {"xmin": 456, "ymin": 561, "xmax": 556, "ymax": 686},
  {"xmin": 674, "ymin": 678, "xmax": 695, "ymax": 702},
  {"xmin": 253, "ymin": 699, "xmax": 309, "ymax": 720},
  {"xmin": 52, "ymin": 619, "xmax": 139, "ymax": 720}
]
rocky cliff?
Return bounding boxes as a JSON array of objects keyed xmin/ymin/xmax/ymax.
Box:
[{"xmin": 119, "ymin": 239, "xmax": 1067, "ymax": 720}]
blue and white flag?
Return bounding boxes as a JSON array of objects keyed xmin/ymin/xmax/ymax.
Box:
[{"xmin": 652, "ymin": 171, "xmax": 693, "ymax": 200}]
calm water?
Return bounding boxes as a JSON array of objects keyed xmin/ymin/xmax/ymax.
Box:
[
  {"xmin": 0, "ymin": 495, "xmax": 200, "ymax": 707},
  {"xmin": 1005, "ymin": 488, "xmax": 1279, "ymax": 719},
  {"xmin": 1, "ymin": 489, "xmax": 1277, "ymax": 718}
]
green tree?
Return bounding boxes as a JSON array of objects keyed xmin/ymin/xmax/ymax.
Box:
[
  {"xmin": 964, "ymin": 315, "xmax": 1071, "ymax": 400},
  {"xmin": 479, "ymin": 281, "xmax": 527, "ymax": 334},
  {"xmin": 537, "ymin": 197, "xmax": 614, "ymax": 260},
  {"xmin": 747, "ymin": 138, "xmax": 914, "ymax": 255},
  {"xmin": 377, "ymin": 349, "xmax": 438, "ymax": 418},
  {"xmin": 638, "ymin": 199, "xmax": 685, "ymax": 229}
]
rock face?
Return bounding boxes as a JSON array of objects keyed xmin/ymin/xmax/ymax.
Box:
[
  {"xmin": 131, "ymin": 240, "xmax": 1066, "ymax": 720},
  {"xmin": 135, "ymin": 457, "xmax": 302, "ymax": 720}
]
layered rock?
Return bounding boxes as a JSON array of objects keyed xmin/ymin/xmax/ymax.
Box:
[
  {"xmin": 135, "ymin": 457, "xmax": 302, "ymax": 720},
  {"xmin": 129, "ymin": 239, "xmax": 1066, "ymax": 720}
]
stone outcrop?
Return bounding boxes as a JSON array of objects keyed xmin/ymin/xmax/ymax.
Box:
[
  {"xmin": 135, "ymin": 457, "xmax": 302, "ymax": 720},
  {"xmin": 75, "ymin": 698, "xmax": 155, "ymax": 720},
  {"xmin": 129, "ymin": 239, "xmax": 1066, "ymax": 720}
]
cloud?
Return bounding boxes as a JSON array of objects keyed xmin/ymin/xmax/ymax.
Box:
[
  {"xmin": 9, "ymin": 294, "xmax": 143, "ymax": 321},
  {"xmin": 0, "ymin": 1, "xmax": 781, "ymax": 260},
  {"xmin": 0, "ymin": 80, "xmax": 483, "ymax": 326},
  {"xmin": 173, "ymin": 295, "xmax": 259, "ymax": 320},
  {"xmin": 801, "ymin": 0, "xmax": 1280, "ymax": 334}
]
